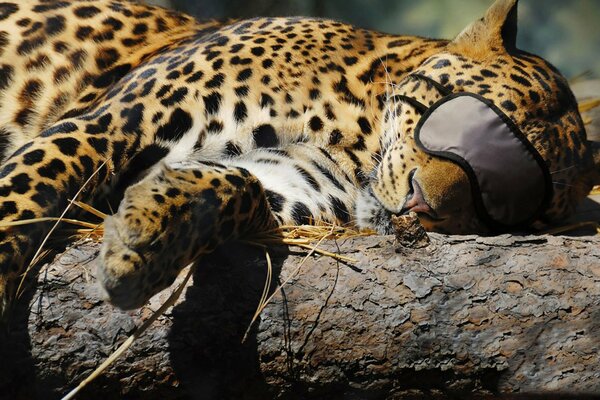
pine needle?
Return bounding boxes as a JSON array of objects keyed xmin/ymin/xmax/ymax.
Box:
[
  {"xmin": 0, "ymin": 217, "xmax": 99, "ymax": 229},
  {"xmin": 289, "ymin": 242, "xmax": 356, "ymax": 262},
  {"xmin": 541, "ymin": 221, "xmax": 599, "ymax": 235},
  {"xmin": 579, "ymin": 98, "xmax": 600, "ymax": 114},
  {"xmin": 71, "ymin": 199, "xmax": 109, "ymax": 219},
  {"xmin": 241, "ymin": 248, "xmax": 273, "ymax": 343}
]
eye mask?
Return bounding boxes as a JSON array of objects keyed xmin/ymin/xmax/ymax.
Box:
[{"xmin": 401, "ymin": 76, "xmax": 552, "ymax": 231}]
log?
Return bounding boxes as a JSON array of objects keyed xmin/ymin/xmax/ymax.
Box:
[{"xmin": 1, "ymin": 232, "xmax": 599, "ymax": 400}]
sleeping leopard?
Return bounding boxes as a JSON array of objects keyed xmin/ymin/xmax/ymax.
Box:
[{"xmin": 0, "ymin": 0, "xmax": 597, "ymax": 312}]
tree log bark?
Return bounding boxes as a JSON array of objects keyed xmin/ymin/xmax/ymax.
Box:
[{"xmin": 1, "ymin": 233, "xmax": 599, "ymax": 399}]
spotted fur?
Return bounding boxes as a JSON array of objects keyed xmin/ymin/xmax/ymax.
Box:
[{"xmin": 0, "ymin": 0, "xmax": 597, "ymax": 311}]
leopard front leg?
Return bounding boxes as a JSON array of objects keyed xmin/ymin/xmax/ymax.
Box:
[
  {"xmin": 98, "ymin": 162, "xmax": 277, "ymax": 309},
  {"xmin": 99, "ymin": 143, "xmax": 362, "ymax": 309}
]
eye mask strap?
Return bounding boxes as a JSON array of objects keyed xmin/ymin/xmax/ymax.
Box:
[
  {"xmin": 387, "ymin": 73, "xmax": 452, "ymax": 113},
  {"xmin": 409, "ymin": 73, "xmax": 453, "ymax": 96},
  {"xmin": 387, "ymin": 94, "xmax": 428, "ymax": 113}
]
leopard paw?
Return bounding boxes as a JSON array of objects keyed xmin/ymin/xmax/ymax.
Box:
[{"xmin": 97, "ymin": 163, "xmax": 276, "ymax": 309}]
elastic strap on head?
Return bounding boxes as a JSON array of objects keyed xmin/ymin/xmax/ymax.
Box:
[
  {"xmin": 409, "ymin": 73, "xmax": 453, "ymax": 96},
  {"xmin": 387, "ymin": 94, "xmax": 428, "ymax": 113},
  {"xmin": 387, "ymin": 73, "xmax": 452, "ymax": 113}
]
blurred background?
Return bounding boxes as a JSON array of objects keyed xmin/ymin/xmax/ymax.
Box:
[{"xmin": 145, "ymin": 0, "xmax": 599, "ymax": 79}]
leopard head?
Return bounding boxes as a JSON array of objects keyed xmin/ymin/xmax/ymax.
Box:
[{"xmin": 357, "ymin": 0, "xmax": 600, "ymax": 234}]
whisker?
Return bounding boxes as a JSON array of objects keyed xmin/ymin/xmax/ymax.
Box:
[
  {"xmin": 552, "ymin": 181, "xmax": 588, "ymax": 189},
  {"xmin": 550, "ymin": 165, "xmax": 577, "ymax": 175},
  {"xmin": 372, "ymin": 68, "xmax": 399, "ymax": 145},
  {"xmin": 370, "ymin": 153, "xmax": 383, "ymax": 166}
]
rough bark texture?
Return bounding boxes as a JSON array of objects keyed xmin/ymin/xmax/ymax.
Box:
[{"xmin": 1, "ymin": 233, "xmax": 599, "ymax": 400}]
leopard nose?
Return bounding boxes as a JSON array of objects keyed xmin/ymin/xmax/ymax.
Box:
[{"xmin": 400, "ymin": 169, "xmax": 433, "ymax": 215}]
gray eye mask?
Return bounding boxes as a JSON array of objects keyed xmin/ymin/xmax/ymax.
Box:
[{"xmin": 405, "ymin": 82, "xmax": 552, "ymax": 232}]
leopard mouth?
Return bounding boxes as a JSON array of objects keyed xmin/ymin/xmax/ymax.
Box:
[{"xmin": 363, "ymin": 180, "xmax": 444, "ymax": 236}]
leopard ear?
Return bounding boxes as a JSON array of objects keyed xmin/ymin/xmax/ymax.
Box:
[{"xmin": 451, "ymin": 0, "xmax": 519, "ymax": 53}]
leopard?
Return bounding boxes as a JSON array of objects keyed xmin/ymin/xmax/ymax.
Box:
[{"xmin": 0, "ymin": 0, "xmax": 597, "ymax": 313}]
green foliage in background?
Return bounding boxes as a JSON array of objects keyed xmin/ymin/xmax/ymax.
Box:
[{"xmin": 148, "ymin": 0, "xmax": 599, "ymax": 78}]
